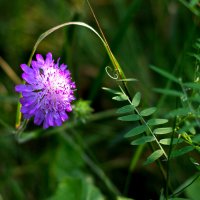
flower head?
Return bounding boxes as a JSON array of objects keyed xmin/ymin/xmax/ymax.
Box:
[{"xmin": 15, "ymin": 52, "xmax": 76, "ymax": 129}]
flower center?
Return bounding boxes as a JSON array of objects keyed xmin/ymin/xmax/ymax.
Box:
[{"xmin": 37, "ymin": 67, "xmax": 71, "ymax": 112}]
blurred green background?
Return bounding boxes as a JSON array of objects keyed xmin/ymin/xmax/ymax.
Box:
[{"xmin": 0, "ymin": 0, "xmax": 200, "ymax": 199}]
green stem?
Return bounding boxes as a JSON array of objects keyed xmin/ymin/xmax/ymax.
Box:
[
  {"xmin": 16, "ymin": 109, "xmax": 117, "ymax": 143},
  {"xmin": 119, "ymin": 86, "xmax": 168, "ymax": 185}
]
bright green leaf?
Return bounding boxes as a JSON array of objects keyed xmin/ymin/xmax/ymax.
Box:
[
  {"xmin": 140, "ymin": 107, "xmax": 157, "ymax": 117},
  {"xmin": 112, "ymin": 94, "xmax": 128, "ymax": 101},
  {"xmin": 118, "ymin": 114, "xmax": 140, "ymax": 121},
  {"xmin": 154, "ymin": 127, "xmax": 173, "ymax": 135},
  {"xmin": 125, "ymin": 125, "xmax": 147, "ymax": 138},
  {"xmin": 159, "ymin": 138, "xmax": 183, "ymax": 145},
  {"xmin": 116, "ymin": 105, "xmax": 135, "ymax": 114},
  {"xmin": 144, "ymin": 149, "xmax": 163, "ymax": 165},
  {"xmin": 147, "ymin": 118, "xmax": 168, "ymax": 126},
  {"xmin": 132, "ymin": 92, "xmax": 141, "ymax": 107},
  {"xmin": 131, "ymin": 136, "xmax": 155, "ymax": 145}
]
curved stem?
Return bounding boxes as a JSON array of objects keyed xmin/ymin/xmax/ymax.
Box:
[{"xmin": 15, "ymin": 20, "xmax": 128, "ymax": 130}]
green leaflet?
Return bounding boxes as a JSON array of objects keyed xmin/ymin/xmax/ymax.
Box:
[
  {"xmin": 153, "ymin": 88, "xmax": 183, "ymax": 97},
  {"xmin": 132, "ymin": 92, "xmax": 141, "ymax": 107},
  {"xmin": 124, "ymin": 125, "xmax": 147, "ymax": 138},
  {"xmin": 131, "ymin": 136, "xmax": 155, "ymax": 145},
  {"xmin": 140, "ymin": 107, "xmax": 157, "ymax": 117},
  {"xmin": 150, "ymin": 65, "xmax": 180, "ymax": 83},
  {"xmin": 112, "ymin": 94, "xmax": 128, "ymax": 101},
  {"xmin": 144, "ymin": 149, "xmax": 163, "ymax": 165},
  {"xmin": 159, "ymin": 138, "xmax": 183, "ymax": 145},
  {"xmin": 147, "ymin": 118, "xmax": 168, "ymax": 126},
  {"xmin": 118, "ymin": 114, "xmax": 140, "ymax": 121},
  {"xmin": 170, "ymin": 146, "xmax": 194, "ymax": 159},
  {"xmin": 116, "ymin": 105, "xmax": 135, "ymax": 114},
  {"xmin": 102, "ymin": 87, "xmax": 121, "ymax": 95},
  {"xmin": 154, "ymin": 127, "xmax": 173, "ymax": 135}
]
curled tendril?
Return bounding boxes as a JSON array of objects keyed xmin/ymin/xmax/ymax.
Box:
[{"xmin": 105, "ymin": 66, "xmax": 118, "ymax": 80}]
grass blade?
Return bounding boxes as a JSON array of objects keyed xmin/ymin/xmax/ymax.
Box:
[{"xmin": 150, "ymin": 65, "xmax": 180, "ymax": 84}]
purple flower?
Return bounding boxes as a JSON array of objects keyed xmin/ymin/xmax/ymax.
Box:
[{"xmin": 15, "ymin": 52, "xmax": 76, "ymax": 129}]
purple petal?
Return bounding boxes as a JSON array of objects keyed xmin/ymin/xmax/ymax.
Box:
[
  {"xmin": 65, "ymin": 104, "xmax": 72, "ymax": 112},
  {"xmin": 15, "ymin": 84, "xmax": 33, "ymax": 92},
  {"xmin": 46, "ymin": 112, "xmax": 54, "ymax": 126},
  {"xmin": 20, "ymin": 96, "xmax": 37, "ymax": 107},
  {"xmin": 20, "ymin": 64, "xmax": 34, "ymax": 74},
  {"xmin": 29, "ymin": 103, "xmax": 40, "ymax": 115},
  {"xmin": 34, "ymin": 110, "xmax": 44, "ymax": 125},
  {"xmin": 21, "ymin": 105, "xmax": 31, "ymax": 114},
  {"xmin": 59, "ymin": 111, "xmax": 68, "ymax": 122},
  {"xmin": 36, "ymin": 54, "xmax": 44, "ymax": 64},
  {"xmin": 43, "ymin": 117, "xmax": 50, "ymax": 129},
  {"xmin": 22, "ymin": 73, "xmax": 36, "ymax": 84},
  {"xmin": 31, "ymin": 61, "xmax": 41, "ymax": 71},
  {"xmin": 54, "ymin": 112, "xmax": 62, "ymax": 126},
  {"xmin": 45, "ymin": 52, "xmax": 53, "ymax": 65},
  {"xmin": 54, "ymin": 58, "xmax": 60, "ymax": 68},
  {"xmin": 60, "ymin": 64, "xmax": 67, "ymax": 71}
]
